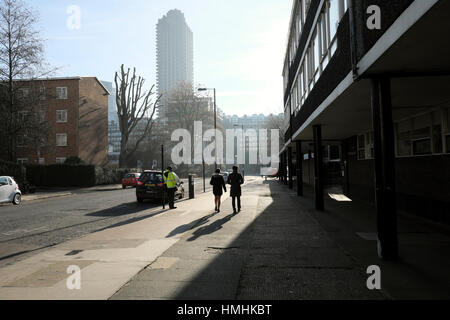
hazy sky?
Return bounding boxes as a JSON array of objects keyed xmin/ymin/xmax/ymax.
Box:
[{"xmin": 28, "ymin": 0, "xmax": 292, "ymax": 117}]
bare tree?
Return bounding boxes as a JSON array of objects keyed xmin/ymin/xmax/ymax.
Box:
[
  {"xmin": 165, "ymin": 81, "xmax": 214, "ymax": 133},
  {"xmin": 0, "ymin": 0, "xmax": 53, "ymax": 162},
  {"xmin": 114, "ymin": 64, "xmax": 160, "ymax": 168},
  {"xmin": 161, "ymin": 82, "xmax": 218, "ymax": 177}
]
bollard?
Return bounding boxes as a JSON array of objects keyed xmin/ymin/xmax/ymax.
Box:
[{"xmin": 188, "ymin": 174, "xmax": 195, "ymax": 199}]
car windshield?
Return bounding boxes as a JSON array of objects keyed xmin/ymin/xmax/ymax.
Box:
[
  {"xmin": 0, "ymin": 177, "xmax": 7, "ymax": 185},
  {"xmin": 139, "ymin": 172, "xmax": 163, "ymax": 183}
]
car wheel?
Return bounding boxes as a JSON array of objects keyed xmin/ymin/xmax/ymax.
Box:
[
  {"xmin": 13, "ymin": 193, "xmax": 21, "ymax": 205},
  {"xmin": 122, "ymin": 185, "xmax": 126, "ymax": 189},
  {"xmin": 137, "ymin": 197, "xmax": 144, "ymax": 203}
]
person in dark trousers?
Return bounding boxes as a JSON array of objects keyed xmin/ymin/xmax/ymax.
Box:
[
  {"xmin": 227, "ymin": 166, "xmax": 244, "ymax": 214},
  {"xmin": 164, "ymin": 166, "xmax": 177, "ymax": 209},
  {"xmin": 210, "ymin": 169, "xmax": 227, "ymax": 212}
]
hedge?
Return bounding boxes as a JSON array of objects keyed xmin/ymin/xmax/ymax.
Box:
[
  {"xmin": 0, "ymin": 159, "xmax": 26, "ymax": 183},
  {"xmin": 26, "ymin": 164, "xmax": 139, "ymax": 187},
  {"xmin": 27, "ymin": 164, "xmax": 96, "ymax": 187}
]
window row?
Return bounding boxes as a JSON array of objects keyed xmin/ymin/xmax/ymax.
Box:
[
  {"xmin": 17, "ymin": 86, "xmax": 68, "ymax": 100},
  {"xmin": 17, "ymin": 158, "xmax": 67, "ymax": 165},
  {"xmin": 396, "ymin": 108, "xmax": 450, "ymax": 157},
  {"xmin": 357, "ymin": 108, "xmax": 450, "ymax": 160},
  {"xmin": 285, "ymin": 0, "xmax": 348, "ymax": 118},
  {"xmin": 17, "ymin": 110, "xmax": 68, "ymax": 123},
  {"xmin": 17, "ymin": 134, "xmax": 68, "ymax": 147}
]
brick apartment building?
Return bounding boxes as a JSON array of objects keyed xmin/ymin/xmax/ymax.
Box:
[{"xmin": 15, "ymin": 77, "xmax": 109, "ymax": 166}]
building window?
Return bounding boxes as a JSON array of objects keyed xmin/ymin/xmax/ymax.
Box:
[
  {"xmin": 396, "ymin": 120, "xmax": 412, "ymax": 156},
  {"xmin": 357, "ymin": 134, "xmax": 365, "ymax": 160},
  {"xmin": 304, "ymin": 0, "xmax": 311, "ymax": 15},
  {"xmin": 411, "ymin": 114, "xmax": 431, "ymax": 156},
  {"xmin": 56, "ymin": 158, "xmax": 66, "ymax": 164},
  {"xmin": 56, "ymin": 133, "xmax": 68, "ymax": 147},
  {"xmin": 56, "ymin": 87, "xmax": 68, "ymax": 100},
  {"xmin": 17, "ymin": 88, "xmax": 29, "ymax": 99},
  {"xmin": 39, "ymin": 111, "xmax": 46, "ymax": 123},
  {"xmin": 18, "ymin": 111, "xmax": 29, "ymax": 122},
  {"xmin": 17, "ymin": 158, "xmax": 28, "ymax": 165},
  {"xmin": 17, "ymin": 135, "xmax": 27, "ymax": 147},
  {"xmin": 365, "ymin": 132, "xmax": 374, "ymax": 159},
  {"xmin": 328, "ymin": 0, "xmax": 341, "ymax": 42},
  {"xmin": 296, "ymin": 1, "xmax": 303, "ymax": 42},
  {"xmin": 56, "ymin": 110, "xmax": 68, "ymax": 123},
  {"xmin": 357, "ymin": 132, "xmax": 374, "ymax": 160},
  {"xmin": 39, "ymin": 87, "xmax": 46, "ymax": 100},
  {"xmin": 395, "ymin": 110, "xmax": 450, "ymax": 157},
  {"xmin": 39, "ymin": 158, "xmax": 45, "ymax": 165}
]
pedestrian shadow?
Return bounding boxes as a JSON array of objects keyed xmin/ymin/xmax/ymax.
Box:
[
  {"xmin": 93, "ymin": 208, "xmax": 167, "ymax": 232},
  {"xmin": 85, "ymin": 201, "xmax": 159, "ymax": 217},
  {"xmin": 186, "ymin": 212, "xmax": 237, "ymax": 242},
  {"xmin": 166, "ymin": 211, "xmax": 219, "ymax": 238}
]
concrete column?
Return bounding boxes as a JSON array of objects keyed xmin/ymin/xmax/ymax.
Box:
[
  {"xmin": 288, "ymin": 147, "xmax": 293, "ymax": 189},
  {"xmin": 371, "ymin": 77, "xmax": 398, "ymax": 261},
  {"xmin": 296, "ymin": 140, "xmax": 303, "ymax": 196},
  {"xmin": 313, "ymin": 125, "xmax": 324, "ymax": 211},
  {"xmin": 279, "ymin": 153, "xmax": 284, "ymax": 183},
  {"xmin": 283, "ymin": 152, "xmax": 288, "ymax": 185},
  {"xmin": 341, "ymin": 141, "xmax": 350, "ymax": 196}
]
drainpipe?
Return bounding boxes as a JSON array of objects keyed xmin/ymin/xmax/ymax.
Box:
[{"xmin": 349, "ymin": 0, "xmax": 359, "ymax": 80}]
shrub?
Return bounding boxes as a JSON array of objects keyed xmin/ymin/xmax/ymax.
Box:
[
  {"xmin": 0, "ymin": 159, "xmax": 25, "ymax": 183},
  {"xmin": 64, "ymin": 156, "xmax": 85, "ymax": 165},
  {"xmin": 27, "ymin": 164, "xmax": 96, "ymax": 187}
]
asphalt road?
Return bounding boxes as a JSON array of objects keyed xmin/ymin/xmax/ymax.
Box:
[{"xmin": 0, "ymin": 179, "xmax": 212, "ymax": 267}]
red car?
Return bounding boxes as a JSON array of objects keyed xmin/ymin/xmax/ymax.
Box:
[{"xmin": 122, "ymin": 173, "xmax": 140, "ymax": 189}]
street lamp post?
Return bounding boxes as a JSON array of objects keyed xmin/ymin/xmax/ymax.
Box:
[
  {"xmin": 198, "ymin": 87, "xmax": 217, "ymax": 169},
  {"xmin": 234, "ymin": 124, "xmax": 245, "ymax": 177}
]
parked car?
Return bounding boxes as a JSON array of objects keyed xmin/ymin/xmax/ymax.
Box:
[
  {"xmin": 0, "ymin": 176, "xmax": 22, "ymax": 205},
  {"xmin": 136, "ymin": 170, "xmax": 185, "ymax": 203},
  {"xmin": 122, "ymin": 173, "xmax": 140, "ymax": 189}
]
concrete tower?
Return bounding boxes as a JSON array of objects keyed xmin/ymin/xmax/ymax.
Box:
[{"xmin": 156, "ymin": 9, "xmax": 194, "ymax": 120}]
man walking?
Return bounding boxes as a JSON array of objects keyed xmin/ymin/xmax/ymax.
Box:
[
  {"xmin": 227, "ymin": 166, "xmax": 244, "ymax": 214},
  {"xmin": 164, "ymin": 166, "xmax": 177, "ymax": 209}
]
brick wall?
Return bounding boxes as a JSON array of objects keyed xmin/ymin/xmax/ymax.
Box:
[{"xmin": 78, "ymin": 78, "xmax": 108, "ymax": 165}]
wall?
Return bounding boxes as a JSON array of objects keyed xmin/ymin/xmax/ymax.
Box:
[
  {"xmin": 344, "ymin": 136, "xmax": 450, "ymax": 223},
  {"xmin": 15, "ymin": 79, "xmax": 80, "ymax": 164},
  {"xmin": 78, "ymin": 78, "xmax": 109, "ymax": 166}
]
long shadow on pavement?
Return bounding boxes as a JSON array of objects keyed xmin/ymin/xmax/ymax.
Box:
[
  {"xmin": 166, "ymin": 212, "xmax": 220, "ymax": 239},
  {"xmin": 167, "ymin": 179, "xmax": 387, "ymax": 300},
  {"xmin": 186, "ymin": 213, "xmax": 238, "ymax": 242}
]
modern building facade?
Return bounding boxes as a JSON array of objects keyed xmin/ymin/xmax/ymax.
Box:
[
  {"xmin": 280, "ymin": 0, "xmax": 450, "ymax": 259},
  {"xmin": 156, "ymin": 9, "xmax": 194, "ymax": 121},
  {"xmin": 101, "ymin": 81, "xmax": 121, "ymax": 165},
  {"xmin": 15, "ymin": 77, "xmax": 109, "ymax": 166}
]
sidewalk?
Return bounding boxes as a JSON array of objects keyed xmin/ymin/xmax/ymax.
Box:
[
  {"xmin": 112, "ymin": 179, "xmax": 384, "ymax": 300},
  {"xmin": 0, "ymin": 187, "xmax": 228, "ymax": 299},
  {"xmin": 1, "ymin": 177, "xmax": 448, "ymax": 299}
]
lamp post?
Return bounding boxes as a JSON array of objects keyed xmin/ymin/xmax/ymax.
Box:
[
  {"xmin": 234, "ymin": 124, "xmax": 245, "ymax": 177},
  {"xmin": 198, "ymin": 87, "xmax": 217, "ymax": 169}
]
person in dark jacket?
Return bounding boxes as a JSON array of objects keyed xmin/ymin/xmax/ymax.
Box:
[
  {"xmin": 210, "ymin": 169, "xmax": 227, "ymax": 212},
  {"xmin": 227, "ymin": 166, "xmax": 244, "ymax": 213}
]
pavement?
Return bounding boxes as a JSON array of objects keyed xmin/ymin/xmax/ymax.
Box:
[{"xmin": 0, "ymin": 177, "xmax": 449, "ymax": 300}]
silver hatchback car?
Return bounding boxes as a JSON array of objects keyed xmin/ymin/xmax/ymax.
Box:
[{"xmin": 0, "ymin": 176, "xmax": 22, "ymax": 205}]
